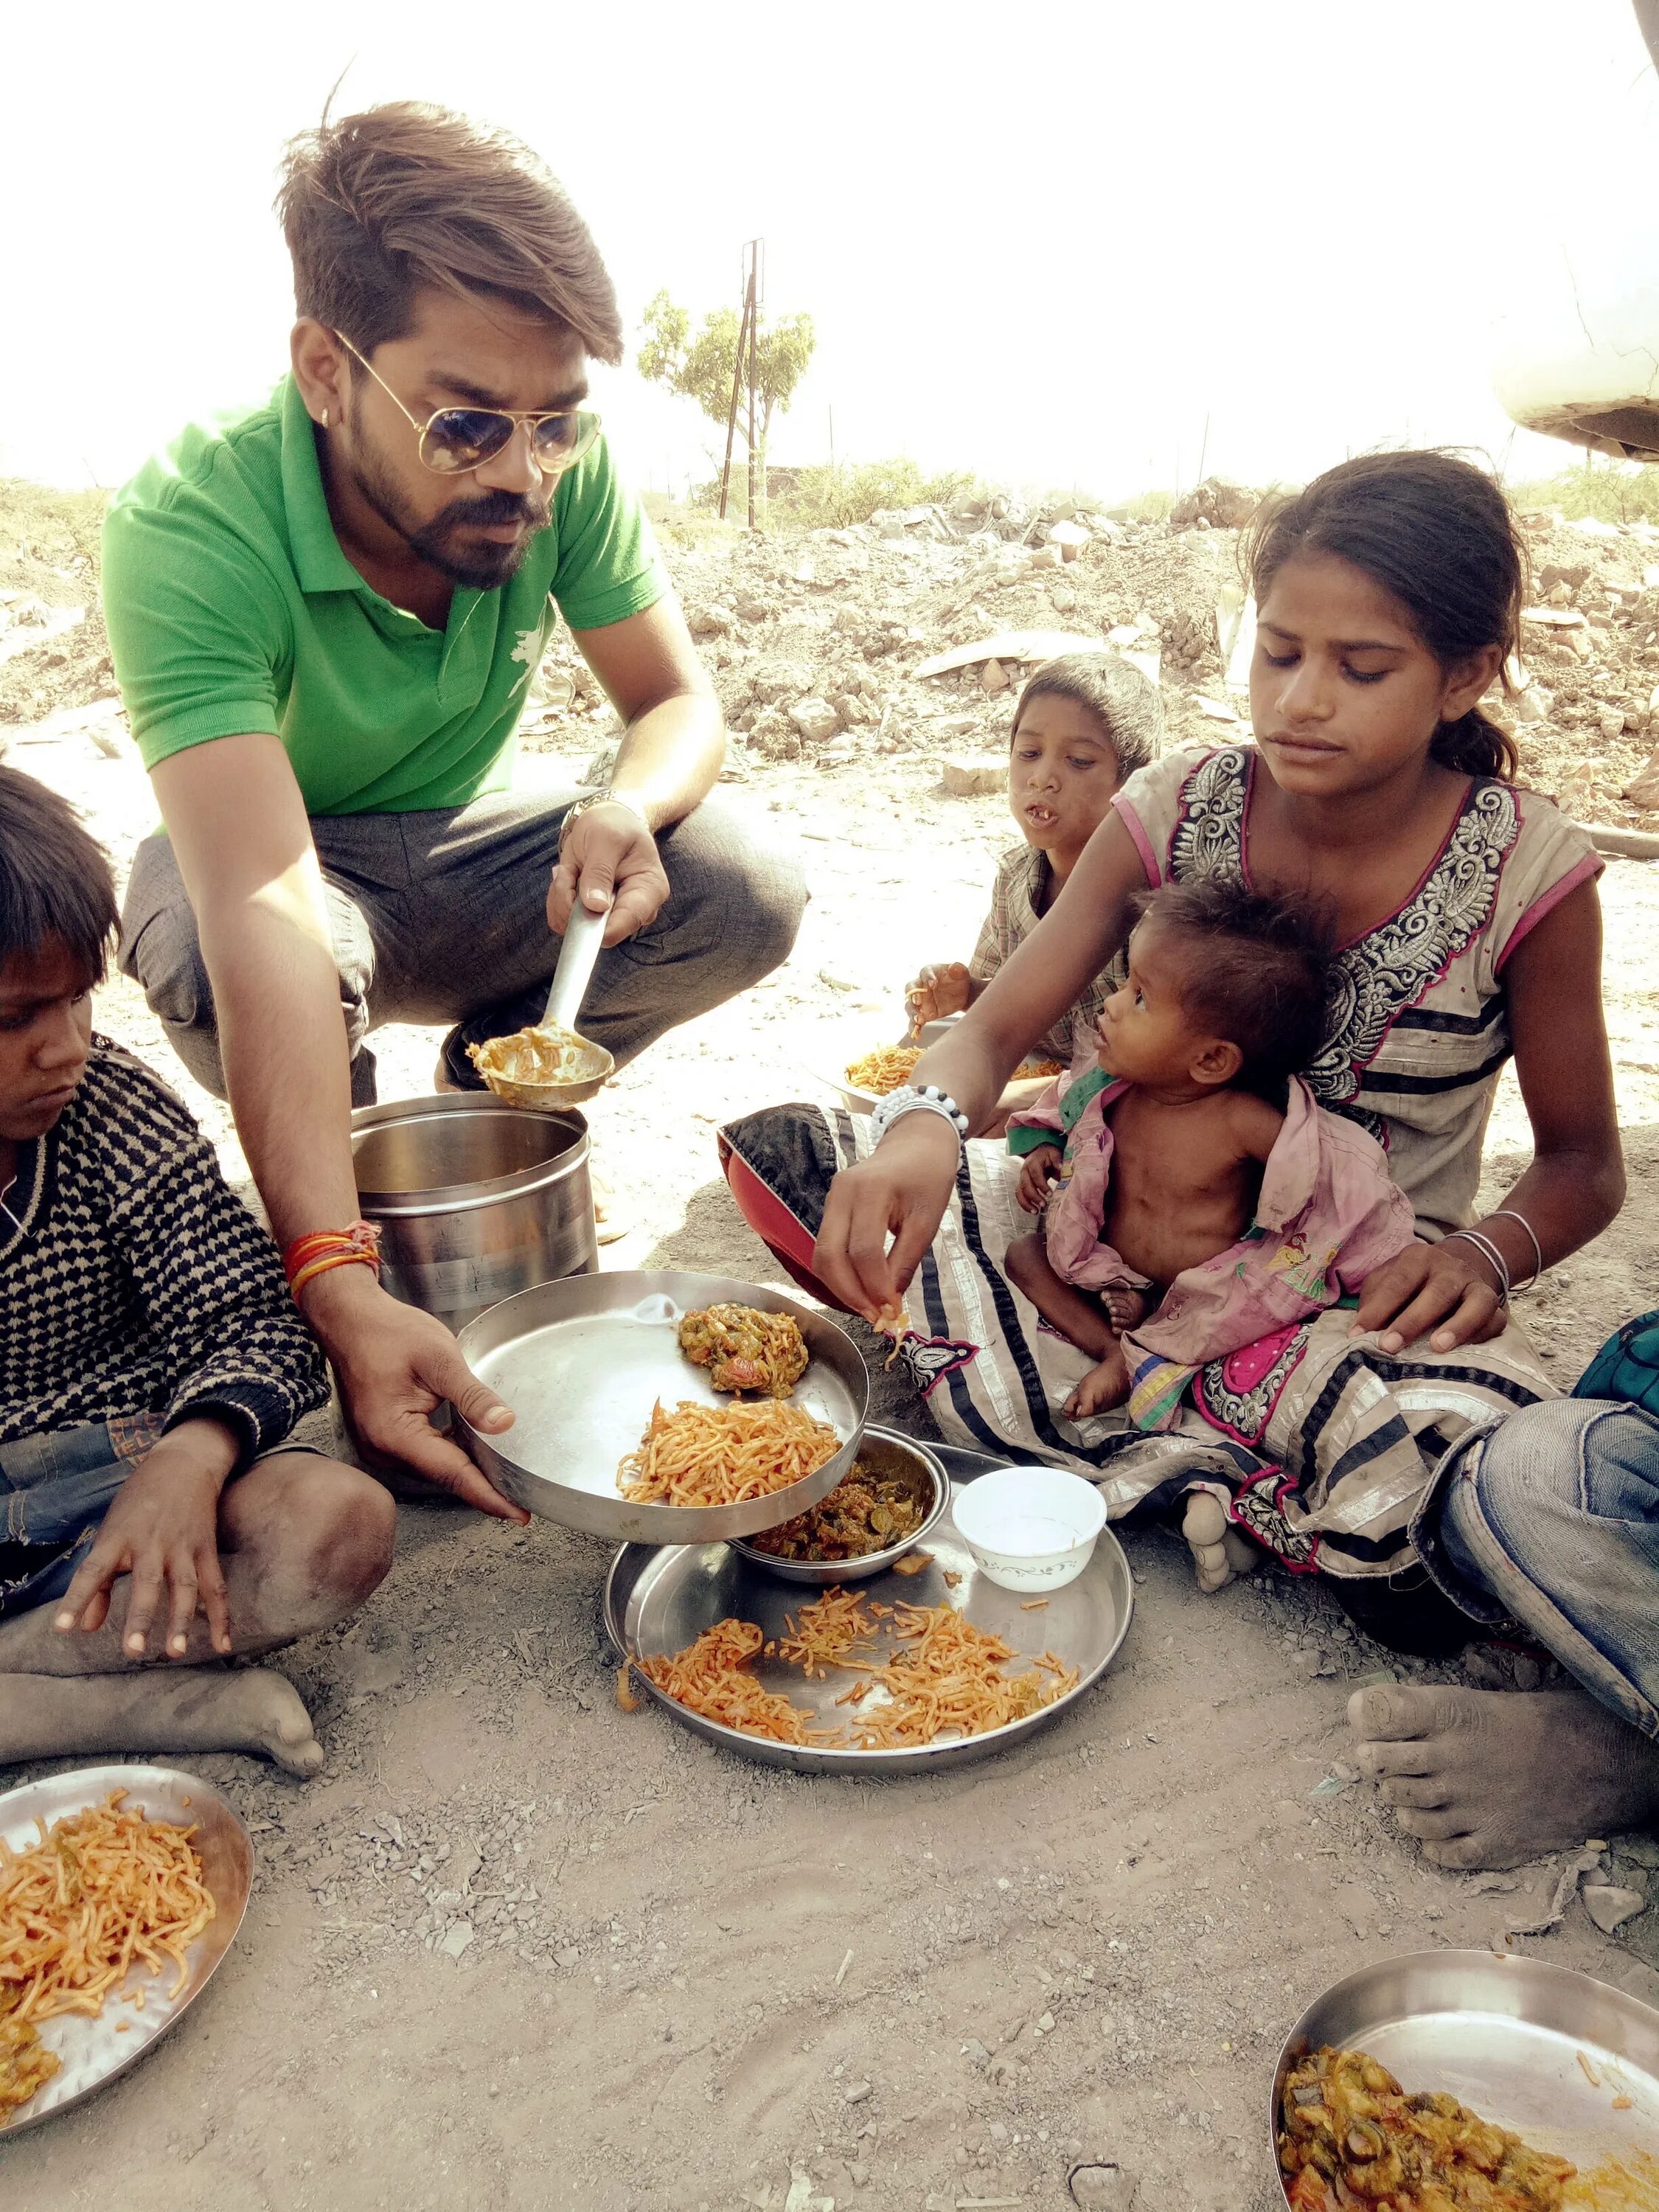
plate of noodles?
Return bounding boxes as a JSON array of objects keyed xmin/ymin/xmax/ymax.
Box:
[
  {"xmin": 1272, "ymin": 1951, "xmax": 1659, "ymax": 2208},
  {"xmin": 455, "ymin": 1270, "xmax": 869, "ymax": 1544},
  {"xmin": 604, "ymin": 1441, "xmax": 1133, "ymax": 1772},
  {"xmin": 0, "ymin": 1764, "xmax": 251, "ymax": 2134},
  {"xmin": 807, "ymin": 1028, "xmax": 1068, "ymax": 1116}
]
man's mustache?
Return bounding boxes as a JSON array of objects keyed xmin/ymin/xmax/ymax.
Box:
[{"xmin": 429, "ymin": 490, "xmax": 549, "ymax": 535}]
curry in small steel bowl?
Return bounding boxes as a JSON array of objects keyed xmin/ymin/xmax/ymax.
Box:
[{"xmin": 731, "ymin": 1427, "xmax": 950, "ymax": 1586}]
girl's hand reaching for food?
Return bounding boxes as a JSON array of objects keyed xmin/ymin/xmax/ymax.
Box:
[
  {"xmin": 905, "ymin": 961, "xmax": 973, "ymax": 1032},
  {"xmin": 1016, "ymin": 1144, "xmax": 1063, "ymax": 1214},
  {"xmin": 815, "ymin": 1112, "xmax": 963, "ymax": 1323},
  {"xmin": 1352, "ymin": 1236, "xmax": 1507, "ymax": 1355}
]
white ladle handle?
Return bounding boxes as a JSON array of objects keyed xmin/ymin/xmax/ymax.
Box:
[{"xmin": 542, "ymin": 897, "xmax": 610, "ymax": 1033}]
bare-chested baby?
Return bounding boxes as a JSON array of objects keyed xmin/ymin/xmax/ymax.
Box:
[
  {"xmin": 0, "ymin": 769, "xmax": 395, "ymax": 1776},
  {"xmin": 1002, "ymin": 877, "xmax": 1415, "ymax": 1461}
]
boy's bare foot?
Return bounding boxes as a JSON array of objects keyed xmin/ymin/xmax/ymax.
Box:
[
  {"xmin": 1102, "ymin": 1287, "xmax": 1149, "ymax": 1332},
  {"xmin": 1065, "ymin": 1343, "xmax": 1131, "ymax": 1420},
  {"xmin": 0, "ymin": 1666, "xmax": 324, "ymax": 1778},
  {"xmin": 1348, "ymin": 1681, "xmax": 1659, "ymax": 1870}
]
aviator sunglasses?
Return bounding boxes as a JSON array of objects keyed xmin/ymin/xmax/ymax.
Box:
[{"xmin": 333, "ymin": 332, "xmax": 601, "ymax": 477}]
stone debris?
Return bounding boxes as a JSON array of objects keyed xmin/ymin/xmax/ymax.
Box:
[
  {"xmin": 942, "ymin": 757, "xmax": 1008, "ymax": 797},
  {"xmin": 1584, "ymin": 1884, "xmax": 1647, "ymax": 1934}
]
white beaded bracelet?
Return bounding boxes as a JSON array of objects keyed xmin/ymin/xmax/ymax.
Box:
[{"xmin": 869, "ymin": 1083, "xmax": 970, "ymax": 1146}]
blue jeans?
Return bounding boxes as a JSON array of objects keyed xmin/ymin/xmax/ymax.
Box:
[
  {"xmin": 0, "ymin": 1415, "xmax": 164, "ymax": 1620},
  {"xmin": 1418, "ymin": 1398, "xmax": 1659, "ymax": 1742}
]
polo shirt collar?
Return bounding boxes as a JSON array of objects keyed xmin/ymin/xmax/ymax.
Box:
[{"xmin": 279, "ymin": 373, "xmax": 370, "ymax": 597}]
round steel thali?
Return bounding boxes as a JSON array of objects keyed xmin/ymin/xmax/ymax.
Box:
[
  {"xmin": 455, "ymin": 1270, "xmax": 869, "ymax": 1545},
  {"xmin": 603, "ymin": 1441, "xmax": 1133, "ymax": 1773},
  {"xmin": 1270, "ymin": 1949, "xmax": 1659, "ymax": 2196},
  {"xmin": 0, "ymin": 1764, "xmax": 252, "ymax": 2136}
]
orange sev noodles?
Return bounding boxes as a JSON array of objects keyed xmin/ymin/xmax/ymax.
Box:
[
  {"xmin": 622, "ymin": 1589, "xmax": 1079, "ymax": 1751},
  {"xmin": 617, "ymin": 1397, "xmax": 841, "ymax": 1508},
  {"xmin": 0, "ymin": 1792, "xmax": 214, "ymax": 2081},
  {"xmin": 849, "ymin": 1601, "xmax": 1079, "ymax": 1749},
  {"xmin": 845, "ymin": 1045, "xmax": 923, "ymax": 1096},
  {"xmin": 619, "ymin": 1620, "xmax": 838, "ymax": 1745}
]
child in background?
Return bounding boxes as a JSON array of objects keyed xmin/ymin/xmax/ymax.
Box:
[
  {"xmin": 1003, "ymin": 880, "xmax": 1417, "ymax": 1556},
  {"xmin": 906, "ymin": 654, "xmax": 1164, "ymax": 1108},
  {"xmin": 0, "ymin": 768, "xmax": 394, "ymax": 1775}
]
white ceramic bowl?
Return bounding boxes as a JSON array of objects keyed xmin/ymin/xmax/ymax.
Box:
[{"xmin": 951, "ymin": 1466, "xmax": 1107, "ymax": 1593}]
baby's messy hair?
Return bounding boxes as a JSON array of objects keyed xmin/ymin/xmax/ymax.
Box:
[
  {"xmin": 1138, "ymin": 874, "xmax": 1335, "ymax": 1088},
  {"xmin": 0, "ymin": 767, "xmax": 119, "ymax": 985}
]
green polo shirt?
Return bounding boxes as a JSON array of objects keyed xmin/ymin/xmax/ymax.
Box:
[{"xmin": 102, "ymin": 375, "xmax": 668, "ymax": 815}]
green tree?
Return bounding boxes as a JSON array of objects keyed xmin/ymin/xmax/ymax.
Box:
[{"xmin": 637, "ymin": 290, "xmax": 816, "ymax": 497}]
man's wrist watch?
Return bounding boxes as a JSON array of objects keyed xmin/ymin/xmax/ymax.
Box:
[{"xmin": 559, "ymin": 791, "xmax": 653, "ymax": 849}]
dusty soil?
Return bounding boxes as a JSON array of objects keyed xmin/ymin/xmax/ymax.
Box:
[{"xmin": 4, "ymin": 487, "xmax": 1659, "ymax": 2212}]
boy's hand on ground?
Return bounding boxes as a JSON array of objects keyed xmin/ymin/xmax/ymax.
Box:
[
  {"xmin": 299, "ymin": 1271, "xmax": 530, "ymax": 1523},
  {"xmin": 905, "ymin": 961, "xmax": 973, "ymax": 1032},
  {"xmin": 55, "ymin": 1419, "xmax": 238, "ymax": 1659},
  {"xmin": 1352, "ymin": 1237, "xmax": 1506, "ymax": 1354},
  {"xmin": 549, "ymin": 801, "xmax": 669, "ymax": 947},
  {"xmin": 1016, "ymin": 1144, "xmax": 1063, "ymax": 1213}
]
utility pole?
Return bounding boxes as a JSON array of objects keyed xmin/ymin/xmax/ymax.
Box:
[{"xmin": 745, "ymin": 237, "xmax": 764, "ymax": 529}]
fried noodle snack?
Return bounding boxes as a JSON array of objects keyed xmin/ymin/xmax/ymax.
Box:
[
  {"xmin": 845, "ymin": 1046, "xmax": 923, "ymax": 1095},
  {"xmin": 677, "ymin": 1304, "xmax": 808, "ymax": 1398},
  {"xmin": 618, "ymin": 1399, "xmax": 841, "ymax": 1508},
  {"xmin": 0, "ymin": 1792, "xmax": 215, "ymax": 2124},
  {"xmin": 622, "ymin": 1620, "xmax": 836, "ymax": 1745},
  {"xmin": 849, "ymin": 1603, "xmax": 1078, "ymax": 1748},
  {"xmin": 1279, "ymin": 2045, "xmax": 1577, "ymax": 2210}
]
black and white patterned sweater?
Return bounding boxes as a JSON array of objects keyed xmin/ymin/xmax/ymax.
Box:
[{"xmin": 0, "ymin": 1040, "xmax": 326, "ymax": 1464}]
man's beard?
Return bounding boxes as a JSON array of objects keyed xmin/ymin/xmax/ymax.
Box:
[{"xmin": 348, "ymin": 410, "xmax": 551, "ymax": 589}]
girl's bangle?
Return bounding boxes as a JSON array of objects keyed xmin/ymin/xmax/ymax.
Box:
[
  {"xmin": 1484, "ymin": 1208, "xmax": 1544, "ymax": 1293},
  {"xmin": 1447, "ymin": 1228, "xmax": 1511, "ymax": 1305},
  {"xmin": 869, "ymin": 1084, "xmax": 970, "ymax": 1147}
]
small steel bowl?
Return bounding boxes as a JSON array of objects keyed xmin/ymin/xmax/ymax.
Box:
[{"xmin": 729, "ymin": 1426, "xmax": 950, "ymax": 1584}]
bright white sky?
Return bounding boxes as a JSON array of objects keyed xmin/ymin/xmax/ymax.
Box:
[{"xmin": 6, "ymin": 0, "xmax": 1658, "ymax": 501}]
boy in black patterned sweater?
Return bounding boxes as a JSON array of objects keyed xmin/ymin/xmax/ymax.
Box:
[{"xmin": 0, "ymin": 768, "xmax": 393, "ymax": 1773}]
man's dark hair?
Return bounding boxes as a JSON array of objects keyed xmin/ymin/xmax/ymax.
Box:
[
  {"xmin": 0, "ymin": 768, "xmax": 119, "ymax": 983},
  {"xmin": 1012, "ymin": 653, "xmax": 1164, "ymax": 779},
  {"xmin": 1141, "ymin": 875, "xmax": 1335, "ymax": 1088},
  {"xmin": 276, "ymin": 102, "xmax": 625, "ymax": 363}
]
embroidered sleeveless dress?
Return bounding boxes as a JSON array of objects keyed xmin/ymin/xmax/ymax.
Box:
[{"xmin": 720, "ymin": 745, "xmax": 1604, "ymax": 1582}]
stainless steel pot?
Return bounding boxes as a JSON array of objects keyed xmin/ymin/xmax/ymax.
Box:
[{"xmin": 351, "ymin": 1093, "xmax": 597, "ymax": 1329}]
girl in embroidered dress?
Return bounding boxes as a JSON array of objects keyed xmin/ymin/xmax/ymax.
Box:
[{"xmin": 762, "ymin": 450, "xmax": 1622, "ymax": 1632}]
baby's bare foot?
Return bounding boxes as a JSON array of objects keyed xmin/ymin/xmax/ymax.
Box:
[
  {"xmin": 1349, "ymin": 1681, "xmax": 1659, "ymax": 1871},
  {"xmin": 1065, "ymin": 1344, "xmax": 1130, "ymax": 1420},
  {"xmin": 1102, "ymin": 1287, "xmax": 1149, "ymax": 1332},
  {"xmin": 1183, "ymin": 1492, "xmax": 1234, "ymax": 1592}
]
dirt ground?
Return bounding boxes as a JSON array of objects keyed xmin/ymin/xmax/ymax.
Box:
[{"xmin": 5, "ymin": 490, "xmax": 1659, "ymax": 2212}]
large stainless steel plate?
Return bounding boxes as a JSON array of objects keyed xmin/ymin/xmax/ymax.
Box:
[
  {"xmin": 456, "ymin": 1270, "xmax": 869, "ymax": 1545},
  {"xmin": 1271, "ymin": 1950, "xmax": 1659, "ymax": 2193},
  {"xmin": 603, "ymin": 1458, "xmax": 1133, "ymax": 1773},
  {"xmin": 0, "ymin": 1764, "xmax": 252, "ymax": 2136}
]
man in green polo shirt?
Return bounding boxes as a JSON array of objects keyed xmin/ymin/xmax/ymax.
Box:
[{"xmin": 102, "ymin": 103, "xmax": 804, "ymax": 1517}]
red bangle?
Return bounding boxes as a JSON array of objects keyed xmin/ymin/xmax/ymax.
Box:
[{"xmin": 282, "ymin": 1222, "xmax": 382, "ymax": 1305}]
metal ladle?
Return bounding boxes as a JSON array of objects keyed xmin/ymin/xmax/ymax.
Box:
[{"xmin": 470, "ymin": 898, "xmax": 616, "ymax": 1110}]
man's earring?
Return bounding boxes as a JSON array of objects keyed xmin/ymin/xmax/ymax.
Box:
[{"xmin": 320, "ymin": 408, "xmax": 330, "ymax": 429}]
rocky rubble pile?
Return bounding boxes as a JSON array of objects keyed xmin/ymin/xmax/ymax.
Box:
[{"xmin": 8, "ymin": 465, "xmax": 1659, "ymax": 834}]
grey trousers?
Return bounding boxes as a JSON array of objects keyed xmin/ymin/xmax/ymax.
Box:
[{"xmin": 119, "ymin": 787, "xmax": 807, "ymax": 1105}]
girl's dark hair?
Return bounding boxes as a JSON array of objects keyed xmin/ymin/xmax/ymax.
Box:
[
  {"xmin": 1012, "ymin": 652, "xmax": 1164, "ymax": 779},
  {"xmin": 1243, "ymin": 450, "xmax": 1523, "ymax": 782},
  {"xmin": 1141, "ymin": 876, "xmax": 1335, "ymax": 1088},
  {"xmin": 0, "ymin": 768, "xmax": 119, "ymax": 983}
]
